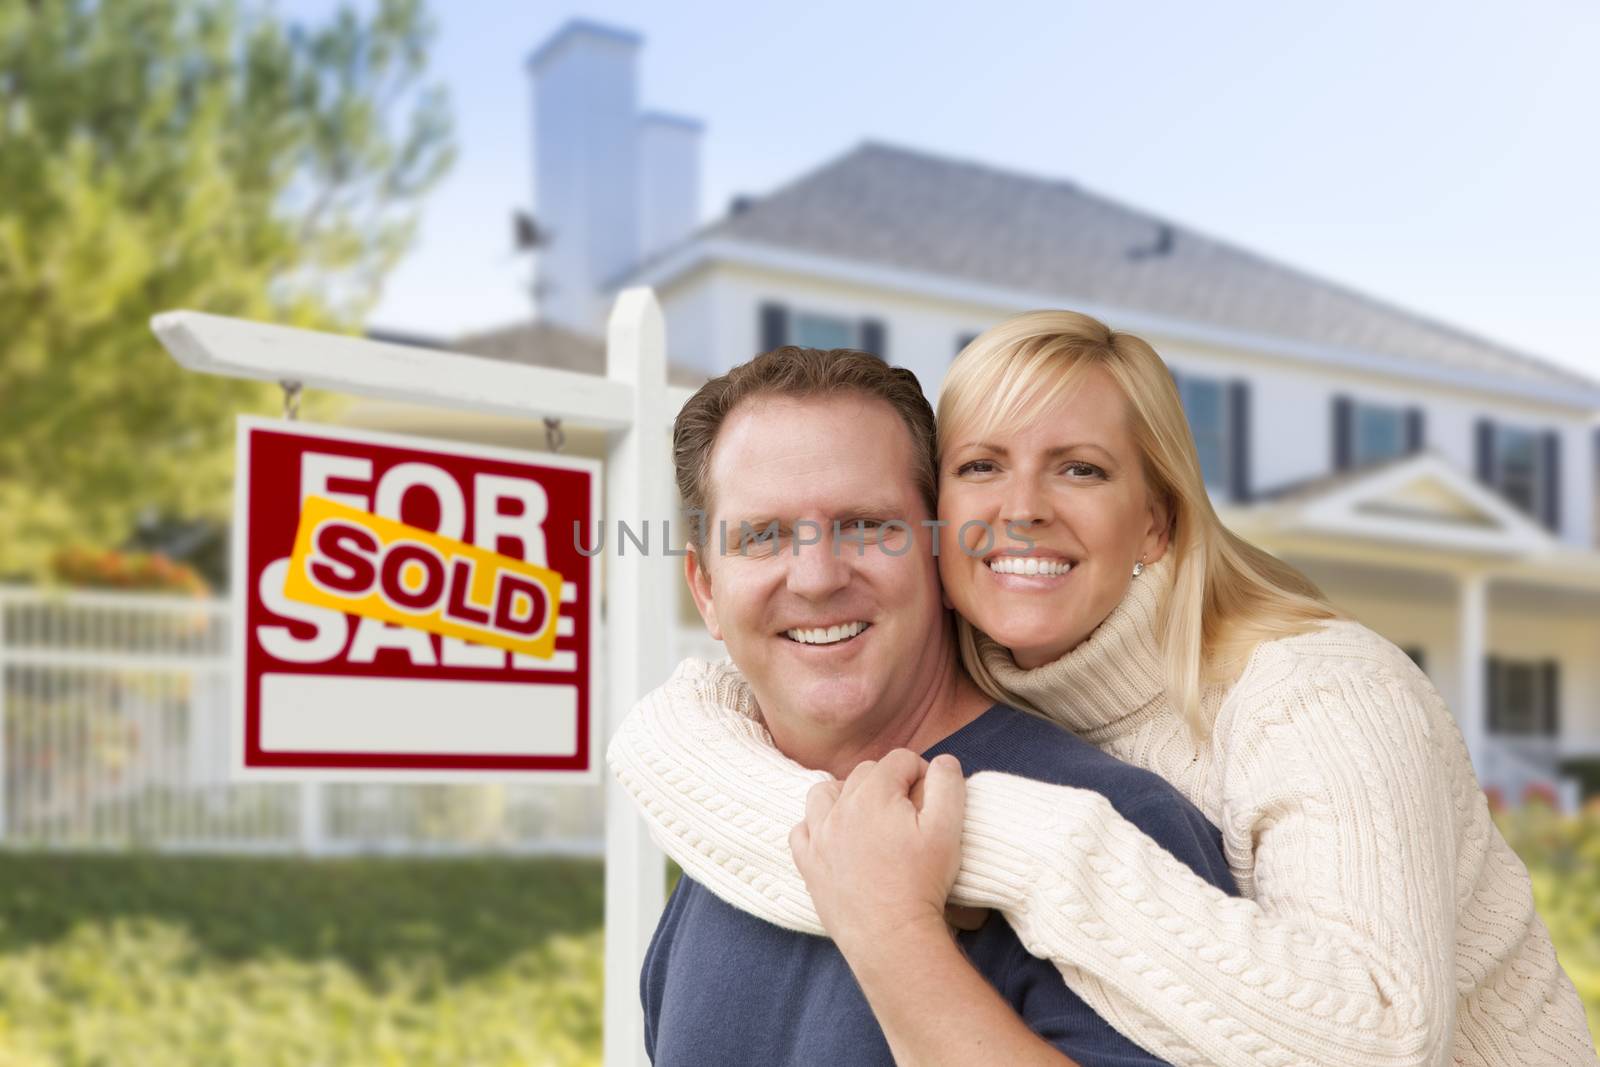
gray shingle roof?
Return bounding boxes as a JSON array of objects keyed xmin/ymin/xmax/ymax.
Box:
[
  {"xmin": 700, "ymin": 142, "xmax": 1595, "ymax": 395},
  {"xmin": 453, "ymin": 319, "xmax": 706, "ymax": 387}
]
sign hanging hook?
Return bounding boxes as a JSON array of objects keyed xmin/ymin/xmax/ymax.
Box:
[
  {"xmin": 544, "ymin": 416, "xmax": 565, "ymax": 453},
  {"xmin": 280, "ymin": 379, "xmax": 303, "ymax": 421}
]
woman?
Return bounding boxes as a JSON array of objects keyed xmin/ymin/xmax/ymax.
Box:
[{"xmin": 609, "ymin": 311, "xmax": 1596, "ymax": 1065}]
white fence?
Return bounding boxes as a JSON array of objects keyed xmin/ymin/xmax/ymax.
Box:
[{"xmin": 0, "ymin": 585, "xmax": 605, "ymax": 854}]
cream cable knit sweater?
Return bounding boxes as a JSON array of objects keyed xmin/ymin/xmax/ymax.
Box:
[{"xmin": 607, "ymin": 559, "xmax": 1597, "ymax": 1066}]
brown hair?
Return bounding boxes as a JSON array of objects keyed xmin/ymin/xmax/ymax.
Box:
[{"xmin": 674, "ymin": 346, "xmax": 937, "ymax": 545}]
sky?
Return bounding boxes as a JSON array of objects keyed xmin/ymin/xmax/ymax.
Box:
[{"xmin": 278, "ymin": 0, "xmax": 1600, "ymax": 380}]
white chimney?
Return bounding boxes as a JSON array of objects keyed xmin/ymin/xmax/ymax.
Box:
[
  {"xmin": 527, "ymin": 21, "xmax": 642, "ymax": 334},
  {"xmin": 637, "ymin": 112, "xmax": 703, "ymax": 264}
]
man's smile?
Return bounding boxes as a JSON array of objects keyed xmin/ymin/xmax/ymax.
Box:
[{"xmin": 782, "ymin": 621, "xmax": 872, "ymax": 646}]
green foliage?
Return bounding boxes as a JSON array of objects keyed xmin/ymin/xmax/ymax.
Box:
[
  {"xmin": 0, "ymin": 834, "xmax": 1586, "ymax": 1064},
  {"xmin": 0, "ymin": 853, "xmax": 602, "ymax": 1065},
  {"xmin": 0, "ymin": 0, "xmax": 454, "ymax": 579},
  {"xmin": 1495, "ymin": 803, "xmax": 1600, "ymax": 1046}
]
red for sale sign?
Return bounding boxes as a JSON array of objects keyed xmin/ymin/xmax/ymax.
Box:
[{"xmin": 231, "ymin": 417, "xmax": 599, "ymax": 781}]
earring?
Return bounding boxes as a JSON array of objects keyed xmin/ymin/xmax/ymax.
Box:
[{"xmin": 1132, "ymin": 560, "xmax": 1145, "ymax": 578}]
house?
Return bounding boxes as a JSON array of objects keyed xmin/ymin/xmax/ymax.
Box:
[{"xmin": 368, "ymin": 19, "xmax": 1600, "ymax": 807}]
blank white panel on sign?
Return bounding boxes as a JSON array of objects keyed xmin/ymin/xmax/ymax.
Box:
[{"xmin": 260, "ymin": 674, "xmax": 578, "ymax": 755}]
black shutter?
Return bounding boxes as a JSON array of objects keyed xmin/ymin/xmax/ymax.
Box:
[
  {"xmin": 1228, "ymin": 380, "xmax": 1251, "ymax": 503},
  {"xmin": 1486, "ymin": 656, "xmax": 1503, "ymax": 734},
  {"xmin": 859, "ymin": 318, "xmax": 886, "ymax": 360},
  {"xmin": 759, "ymin": 303, "xmax": 789, "ymax": 352},
  {"xmin": 1332, "ymin": 395, "xmax": 1354, "ymax": 470},
  {"xmin": 1541, "ymin": 660, "xmax": 1560, "ymax": 737},
  {"xmin": 1405, "ymin": 407, "xmax": 1425, "ymax": 454},
  {"xmin": 1542, "ymin": 430, "xmax": 1562, "ymax": 533},
  {"xmin": 1475, "ymin": 419, "xmax": 1496, "ymax": 485},
  {"xmin": 1169, "ymin": 369, "xmax": 1187, "ymax": 425}
]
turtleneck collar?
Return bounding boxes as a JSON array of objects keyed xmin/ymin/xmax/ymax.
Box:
[{"xmin": 975, "ymin": 553, "xmax": 1171, "ymax": 740}]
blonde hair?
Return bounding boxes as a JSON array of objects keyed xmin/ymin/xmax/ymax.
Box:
[{"xmin": 940, "ymin": 310, "xmax": 1338, "ymax": 736}]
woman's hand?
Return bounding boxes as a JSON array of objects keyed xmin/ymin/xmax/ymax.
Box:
[{"xmin": 788, "ymin": 748, "xmax": 967, "ymax": 959}]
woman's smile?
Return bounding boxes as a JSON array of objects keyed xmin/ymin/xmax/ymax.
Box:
[
  {"xmin": 938, "ymin": 363, "xmax": 1168, "ymax": 668},
  {"xmin": 981, "ymin": 551, "xmax": 1076, "ymax": 589}
]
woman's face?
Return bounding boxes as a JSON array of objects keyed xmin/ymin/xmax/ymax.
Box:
[{"xmin": 937, "ymin": 364, "xmax": 1169, "ymax": 668}]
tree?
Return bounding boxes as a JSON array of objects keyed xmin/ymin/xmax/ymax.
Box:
[{"xmin": 0, "ymin": 0, "xmax": 454, "ymax": 581}]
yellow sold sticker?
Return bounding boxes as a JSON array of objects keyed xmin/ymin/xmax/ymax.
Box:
[{"xmin": 283, "ymin": 496, "xmax": 564, "ymax": 659}]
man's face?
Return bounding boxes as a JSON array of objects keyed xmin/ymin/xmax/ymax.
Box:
[{"xmin": 685, "ymin": 394, "xmax": 946, "ymax": 757}]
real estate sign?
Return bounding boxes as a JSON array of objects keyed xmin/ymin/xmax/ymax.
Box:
[{"xmin": 231, "ymin": 417, "xmax": 599, "ymax": 781}]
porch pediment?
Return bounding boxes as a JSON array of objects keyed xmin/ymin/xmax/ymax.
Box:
[{"xmin": 1254, "ymin": 453, "xmax": 1557, "ymax": 557}]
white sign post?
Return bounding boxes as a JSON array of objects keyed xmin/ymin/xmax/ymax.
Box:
[{"xmin": 152, "ymin": 288, "xmax": 677, "ymax": 1067}]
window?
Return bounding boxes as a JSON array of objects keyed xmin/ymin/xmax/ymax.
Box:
[
  {"xmin": 792, "ymin": 312, "xmax": 856, "ymax": 350},
  {"xmin": 1487, "ymin": 658, "xmax": 1558, "ymax": 737},
  {"xmin": 1177, "ymin": 375, "xmax": 1231, "ymax": 492},
  {"xmin": 1477, "ymin": 420, "xmax": 1560, "ymax": 529},
  {"xmin": 759, "ymin": 303, "xmax": 886, "ymax": 359},
  {"xmin": 1173, "ymin": 371, "xmax": 1251, "ymax": 500},
  {"xmin": 1352, "ymin": 404, "xmax": 1406, "ymax": 465},
  {"xmin": 1333, "ymin": 397, "xmax": 1422, "ymax": 470},
  {"xmin": 1494, "ymin": 426, "xmax": 1541, "ymax": 516}
]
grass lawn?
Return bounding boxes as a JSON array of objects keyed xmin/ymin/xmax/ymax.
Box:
[
  {"xmin": 0, "ymin": 810, "xmax": 1592, "ymax": 1065},
  {"xmin": 0, "ymin": 853, "xmax": 606, "ymax": 1067}
]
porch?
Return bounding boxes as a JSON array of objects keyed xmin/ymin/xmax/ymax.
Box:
[{"xmin": 1223, "ymin": 451, "xmax": 1600, "ymax": 810}]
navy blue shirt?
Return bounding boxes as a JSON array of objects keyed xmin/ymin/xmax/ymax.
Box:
[{"xmin": 642, "ymin": 703, "xmax": 1238, "ymax": 1066}]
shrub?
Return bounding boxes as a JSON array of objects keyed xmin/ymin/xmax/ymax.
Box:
[
  {"xmin": 1495, "ymin": 804, "xmax": 1600, "ymax": 1047},
  {"xmin": 0, "ymin": 853, "xmax": 605, "ymax": 1066},
  {"xmin": 51, "ymin": 546, "xmax": 209, "ymax": 596}
]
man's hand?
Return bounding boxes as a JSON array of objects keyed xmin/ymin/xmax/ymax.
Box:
[
  {"xmin": 908, "ymin": 763, "xmax": 990, "ymax": 932},
  {"xmin": 789, "ymin": 750, "xmax": 1078, "ymax": 1066},
  {"xmin": 788, "ymin": 748, "xmax": 966, "ymax": 957}
]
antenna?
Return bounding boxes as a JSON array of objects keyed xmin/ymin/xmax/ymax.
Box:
[
  {"xmin": 1127, "ymin": 223, "xmax": 1175, "ymax": 261},
  {"xmin": 513, "ymin": 210, "xmax": 549, "ymax": 251}
]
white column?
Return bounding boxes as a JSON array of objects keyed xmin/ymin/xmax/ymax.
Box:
[
  {"xmin": 1457, "ymin": 572, "xmax": 1489, "ymax": 779},
  {"xmin": 602, "ymin": 288, "xmax": 673, "ymax": 1067}
]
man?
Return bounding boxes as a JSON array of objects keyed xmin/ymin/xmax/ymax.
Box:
[{"xmin": 640, "ymin": 346, "xmax": 1235, "ymax": 1066}]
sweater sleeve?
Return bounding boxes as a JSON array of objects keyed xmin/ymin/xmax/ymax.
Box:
[
  {"xmin": 607, "ymin": 653, "xmax": 1463, "ymax": 1066},
  {"xmin": 607, "ymin": 658, "xmax": 834, "ymax": 934}
]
